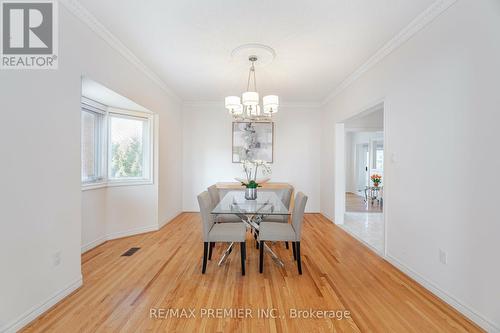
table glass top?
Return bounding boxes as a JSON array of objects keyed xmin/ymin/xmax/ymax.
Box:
[{"xmin": 211, "ymin": 190, "xmax": 290, "ymax": 215}]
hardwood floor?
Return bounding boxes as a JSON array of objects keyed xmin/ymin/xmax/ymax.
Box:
[
  {"xmin": 22, "ymin": 213, "xmax": 482, "ymax": 333},
  {"xmin": 346, "ymin": 192, "xmax": 382, "ymax": 213}
]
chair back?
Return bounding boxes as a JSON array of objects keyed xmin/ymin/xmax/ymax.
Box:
[
  {"xmin": 281, "ymin": 186, "xmax": 294, "ymax": 209},
  {"xmin": 259, "ymin": 186, "xmax": 294, "ymax": 209},
  {"xmin": 291, "ymin": 192, "xmax": 308, "ymax": 239},
  {"xmin": 197, "ymin": 191, "xmax": 215, "ymax": 241},
  {"xmin": 207, "ymin": 184, "xmax": 220, "ymax": 209}
]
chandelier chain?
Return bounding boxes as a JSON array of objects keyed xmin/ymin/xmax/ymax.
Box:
[{"xmin": 246, "ymin": 58, "xmax": 257, "ymax": 91}]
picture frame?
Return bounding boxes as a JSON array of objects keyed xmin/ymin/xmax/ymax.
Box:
[{"xmin": 232, "ymin": 122, "xmax": 274, "ymax": 163}]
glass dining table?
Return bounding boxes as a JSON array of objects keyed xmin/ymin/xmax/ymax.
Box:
[{"xmin": 211, "ymin": 190, "xmax": 290, "ymax": 267}]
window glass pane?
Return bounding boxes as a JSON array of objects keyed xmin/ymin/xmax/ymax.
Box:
[
  {"xmin": 376, "ymin": 149, "xmax": 384, "ymax": 170},
  {"xmin": 109, "ymin": 115, "xmax": 147, "ymax": 179},
  {"xmin": 81, "ymin": 110, "xmax": 98, "ymax": 182}
]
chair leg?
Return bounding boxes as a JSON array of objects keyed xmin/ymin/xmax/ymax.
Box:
[
  {"xmin": 208, "ymin": 242, "xmax": 213, "ymax": 260},
  {"xmin": 296, "ymin": 241, "xmax": 302, "ymax": 275},
  {"xmin": 202, "ymin": 242, "xmax": 208, "ymax": 274},
  {"xmin": 259, "ymin": 241, "xmax": 264, "ymax": 273},
  {"xmin": 292, "ymin": 241, "xmax": 297, "ymax": 261},
  {"xmin": 240, "ymin": 242, "xmax": 246, "ymax": 276},
  {"xmin": 285, "ymin": 241, "xmax": 289, "ymax": 249}
]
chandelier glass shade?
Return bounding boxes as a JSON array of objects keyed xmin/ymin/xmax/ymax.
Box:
[
  {"xmin": 225, "ymin": 56, "xmax": 278, "ymax": 120},
  {"xmin": 242, "ymin": 91, "xmax": 259, "ymax": 106},
  {"xmin": 225, "ymin": 96, "xmax": 243, "ymax": 115},
  {"xmin": 263, "ymin": 95, "xmax": 279, "ymax": 114}
]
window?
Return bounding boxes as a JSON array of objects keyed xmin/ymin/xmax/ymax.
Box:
[
  {"xmin": 81, "ymin": 101, "xmax": 104, "ymax": 183},
  {"xmin": 109, "ymin": 113, "xmax": 151, "ymax": 180},
  {"xmin": 81, "ymin": 98, "xmax": 153, "ymax": 187},
  {"xmin": 371, "ymin": 141, "xmax": 384, "ymax": 171},
  {"xmin": 375, "ymin": 148, "xmax": 384, "ymax": 170}
]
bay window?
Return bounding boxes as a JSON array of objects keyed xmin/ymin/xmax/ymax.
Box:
[{"xmin": 81, "ymin": 98, "xmax": 153, "ymax": 187}]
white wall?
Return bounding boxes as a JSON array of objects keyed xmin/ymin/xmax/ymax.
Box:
[
  {"xmin": 182, "ymin": 103, "xmax": 321, "ymax": 212},
  {"xmin": 81, "ymin": 189, "xmax": 107, "ymax": 252},
  {"xmin": 158, "ymin": 105, "xmax": 183, "ymax": 226},
  {"xmin": 344, "ymin": 108, "xmax": 384, "ymax": 131},
  {"xmin": 321, "ymin": 0, "xmax": 500, "ymax": 331},
  {"xmin": 0, "ymin": 4, "xmax": 182, "ymax": 332},
  {"xmin": 82, "ymin": 183, "xmax": 160, "ymax": 253}
]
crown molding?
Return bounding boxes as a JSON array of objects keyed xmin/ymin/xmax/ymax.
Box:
[
  {"xmin": 182, "ymin": 101, "xmax": 224, "ymax": 107},
  {"xmin": 321, "ymin": 0, "xmax": 458, "ymax": 106},
  {"xmin": 59, "ymin": 0, "xmax": 181, "ymax": 104},
  {"xmin": 182, "ymin": 100, "xmax": 323, "ymax": 109}
]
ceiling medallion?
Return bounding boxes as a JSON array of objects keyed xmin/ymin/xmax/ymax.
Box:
[{"xmin": 230, "ymin": 43, "xmax": 276, "ymax": 67}]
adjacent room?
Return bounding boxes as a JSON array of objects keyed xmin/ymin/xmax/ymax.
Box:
[
  {"xmin": 343, "ymin": 107, "xmax": 385, "ymax": 253},
  {"xmin": 1, "ymin": 0, "xmax": 499, "ymax": 332}
]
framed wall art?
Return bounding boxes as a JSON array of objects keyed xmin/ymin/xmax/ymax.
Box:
[{"xmin": 232, "ymin": 122, "xmax": 274, "ymax": 163}]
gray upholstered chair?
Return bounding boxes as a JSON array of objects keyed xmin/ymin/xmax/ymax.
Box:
[
  {"xmin": 261, "ymin": 186, "xmax": 294, "ymax": 223},
  {"xmin": 258, "ymin": 192, "xmax": 308, "ymax": 274},
  {"xmin": 207, "ymin": 184, "xmax": 241, "ymax": 223},
  {"xmin": 260, "ymin": 186, "xmax": 294, "ymax": 250},
  {"xmin": 207, "ymin": 184, "xmax": 220, "ymax": 209},
  {"xmin": 197, "ymin": 191, "xmax": 247, "ymax": 275}
]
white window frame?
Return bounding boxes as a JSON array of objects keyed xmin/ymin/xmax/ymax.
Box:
[
  {"xmin": 81, "ymin": 98, "xmax": 154, "ymax": 191},
  {"xmin": 81, "ymin": 98, "xmax": 107, "ymax": 187},
  {"xmin": 107, "ymin": 108, "xmax": 154, "ymax": 186}
]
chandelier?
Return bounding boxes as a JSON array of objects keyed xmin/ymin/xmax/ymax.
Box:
[{"xmin": 225, "ymin": 56, "xmax": 279, "ymax": 120}]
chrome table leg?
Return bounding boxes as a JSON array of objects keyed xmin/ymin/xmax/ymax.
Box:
[
  {"xmin": 218, "ymin": 242, "xmax": 234, "ymax": 266},
  {"xmin": 264, "ymin": 243, "xmax": 285, "ymax": 267}
]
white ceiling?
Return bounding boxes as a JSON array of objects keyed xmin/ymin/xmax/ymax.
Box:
[{"xmin": 78, "ymin": 0, "xmax": 435, "ymax": 103}]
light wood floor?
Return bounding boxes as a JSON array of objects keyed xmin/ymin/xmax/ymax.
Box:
[
  {"xmin": 23, "ymin": 213, "xmax": 482, "ymax": 333},
  {"xmin": 346, "ymin": 192, "xmax": 382, "ymax": 213}
]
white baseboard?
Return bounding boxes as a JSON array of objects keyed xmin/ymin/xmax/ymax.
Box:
[
  {"xmin": 81, "ymin": 212, "xmax": 185, "ymax": 253},
  {"xmin": 159, "ymin": 212, "xmax": 183, "ymax": 229},
  {"xmin": 320, "ymin": 211, "xmax": 334, "ymax": 222},
  {"xmin": 338, "ymin": 224, "xmax": 384, "ymax": 256},
  {"xmin": 81, "ymin": 225, "xmax": 158, "ymax": 253},
  {"xmin": 106, "ymin": 225, "xmax": 158, "ymax": 240},
  {"xmin": 385, "ymin": 254, "xmax": 499, "ymax": 333},
  {"xmin": 1, "ymin": 276, "xmax": 83, "ymax": 333},
  {"xmin": 81, "ymin": 236, "xmax": 107, "ymax": 253},
  {"xmin": 327, "ymin": 212, "xmax": 498, "ymax": 332}
]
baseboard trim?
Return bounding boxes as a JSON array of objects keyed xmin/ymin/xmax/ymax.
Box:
[
  {"xmin": 81, "ymin": 212, "xmax": 185, "ymax": 253},
  {"xmin": 1, "ymin": 276, "xmax": 83, "ymax": 333},
  {"xmin": 320, "ymin": 212, "xmax": 335, "ymax": 223},
  {"xmin": 81, "ymin": 236, "xmax": 107, "ymax": 253},
  {"xmin": 385, "ymin": 254, "xmax": 499, "ymax": 333},
  {"xmin": 323, "ymin": 212, "xmax": 498, "ymax": 331},
  {"xmin": 106, "ymin": 225, "xmax": 158, "ymax": 240},
  {"xmin": 338, "ymin": 224, "xmax": 384, "ymax": 256},
  {"xmin": 159, "ymin": 212, "xmax": 183, "ymax": 229},
  {"xmin": 81, "ymin": 225, "xmax": 158, "ymax": 253}
]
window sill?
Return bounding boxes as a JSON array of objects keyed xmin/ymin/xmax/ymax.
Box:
[{"xmin": 82, "ymin": 180, "xmax": 153, "ymax": 191}]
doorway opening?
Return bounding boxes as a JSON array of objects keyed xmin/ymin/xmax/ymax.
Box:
[{"xmin": 334, "ymin": 103, "xmax": 385, "ymax": 255}]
